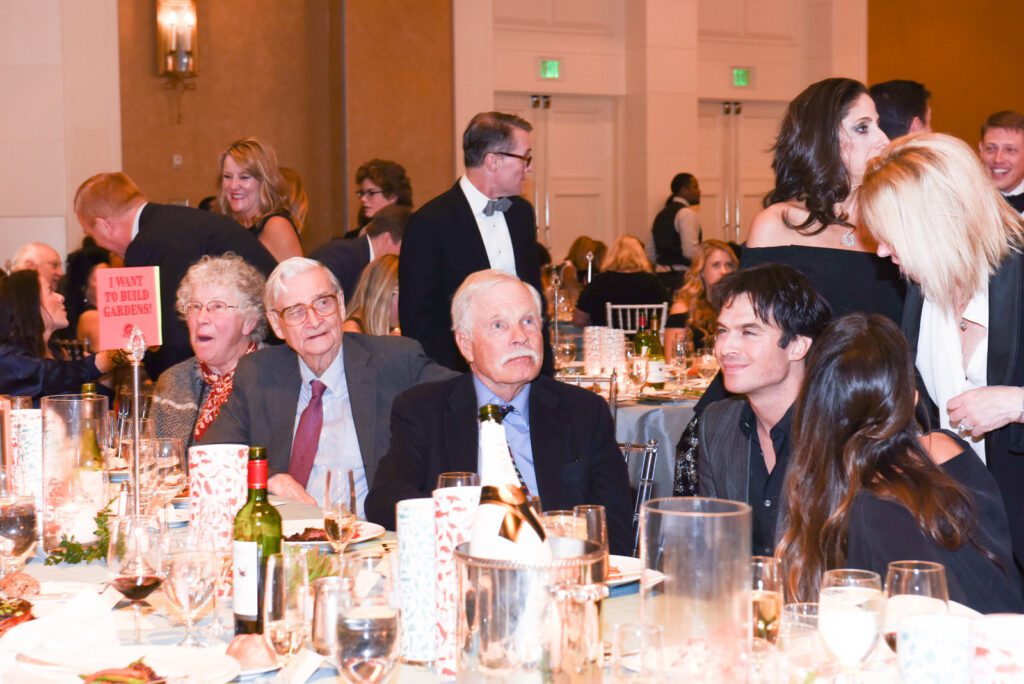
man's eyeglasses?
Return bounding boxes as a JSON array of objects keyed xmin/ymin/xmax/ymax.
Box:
[
  {"xmin": 494, "ymin": 151, "xmax": 533, "ymax": 167},
  {"xmin": 355, "ymin": 188, "xmax": 384, "ymax": 199},
  {"xmin": 274, "ymin": 293, "xmax": 340, "ymax": 327},
  {"xmin": 181, "ymin": 300, "xmax": 240, "ymax": 317}
]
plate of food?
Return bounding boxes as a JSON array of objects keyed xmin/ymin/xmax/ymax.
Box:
[
  {"xmin": 8, "ymin": 645, "xmax": 241, "ymax": 683},
  {"xmin": 282, "ymin": 518, "xmax": 385, "ymax": 550},
  {"xmin": 607, "ymin": 555, "xmax": 643, "ymax": 587},
  {"xmin": 226, "ymin": 634, "xmax": 282, "ymax": 679}
]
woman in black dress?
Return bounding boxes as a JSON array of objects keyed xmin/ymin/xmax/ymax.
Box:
[
  {"xmin": 218, "ymin": 137, "xmax": 302, "ymax": 262},
  {"xmin": 744, "ymin": 77, "xmax": 904, "ymax": 323},
  {"xmin": 778, "ymin": 313, "xmax": 1023, "ymax": 614},
  {"xmin": 572, "ymin": 235, "xmax": 668, "ymax": 328},
  {"xmin": 664, "ymin": 239, "xmax": 737, "ymax": 351}
]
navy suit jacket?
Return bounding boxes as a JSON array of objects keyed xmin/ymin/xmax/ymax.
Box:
[
  {"xmin": 309, "ymin": 236, "xmax": 372, "ymax": 305},
  {"xmin": 124, "ymin": 203, "xmax": 277, "ymax": 378},
  {"xmin": 364, "ymin": 373, "xmax": 633, "ymax": 555},
  {"xmin": 398, "ymin": 182, "xmax": 543, "ymax": 371}
]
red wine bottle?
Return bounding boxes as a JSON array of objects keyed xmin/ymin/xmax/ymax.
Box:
[{"xmin": 233, "ymin": 446, "xmax": 281, "ymax": 635}]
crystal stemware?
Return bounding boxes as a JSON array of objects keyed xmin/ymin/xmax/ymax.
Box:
[
  {"xmin": 818, "ymin": 569, "xmax": 883, "ymax": 681},
  {"xmin": 336, "ymin": 552, "xmax": 400, "ymax": 683},
  {"xmin": 108, "ymin": 513, "xmax": 165, "ymax": 644},
  {"xmin": 162, "ymin": 532, "xmax": 218, "ymax": 647}
]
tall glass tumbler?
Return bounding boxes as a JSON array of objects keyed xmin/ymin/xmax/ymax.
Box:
[{"xmin": 639, "ymin": 497, "xmax": 752, "ymax": 683}]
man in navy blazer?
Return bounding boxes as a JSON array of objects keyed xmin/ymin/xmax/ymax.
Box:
[
  {"xmin": 74, "ymin": 172, "xmax": 277, "ymax": 378},
  {"xmin": 366, "ymin": 270, "xmax": 632, "ymax": 554},
  {"xmin": 399, "ymin": 112, "xmax": 545, "ymax": 371}
]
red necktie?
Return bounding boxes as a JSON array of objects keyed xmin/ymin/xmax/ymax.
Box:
[{"xmin": 288, "ymin": 379, "xmax": 326, "ymax": 487}]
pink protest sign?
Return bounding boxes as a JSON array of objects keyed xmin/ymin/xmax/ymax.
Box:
[{"xmin": 96, "ymin": 267, "xmax": 162, "ymax": 351}]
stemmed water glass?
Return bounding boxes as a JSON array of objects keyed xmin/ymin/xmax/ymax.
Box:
[
  {"xmin": 625, "ymin": 350, "xmax": 649, "ymax": 399},
  {"xmin": 0, "ymin": 465, "xmax": 37, "ymax": 577},
  {"xmin": 668, "ymin": 335, "xmax": 692, "ymax": 396},
  {"xmin": 162, "ymin": 531, "xmax": 219, "ymax": 647},
  {"xmin": 108, "ymin": 513, "xmax": 165, "ymax": 644},
  {"xmin": 324, "ymin": 468, "xmax": 358, "ymax": 555},
  {"xmin": 554, "ymin": 341, "xmax": 578, "ymax": 373},
  {"xmin": 696, "ymin": 347, "xmax": 719, "ymax": 388},
  {"xmin": 263, "ymin": 550, "xmax": 310, "ymax": 667},
  {"xmin": 336, "ymin": 551, "xmax": 400, "ymax": 683},
  {"xmin": 818, "ymin": 569, "xmax": 883, "ymax": 681},
  {"xmin": 143, "ymin": 437, "xmax": 186, "ymax": 517},
  {"xmin": 883, "ymin": 560, "xmax": 948, "ymax": 652}
]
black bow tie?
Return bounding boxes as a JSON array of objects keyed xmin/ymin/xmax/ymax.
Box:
[
  {"xmin": 1004, "ymin": 192, "xmax": 1024, "ymax": 213},
  {"xmin": 483, "ymin": 197, "xmax": 513, "ymax": 216}
]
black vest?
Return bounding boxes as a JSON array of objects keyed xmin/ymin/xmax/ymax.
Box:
[{"xmin": 652, "ymin": 201, "xmax": 699, "ymax": 268}]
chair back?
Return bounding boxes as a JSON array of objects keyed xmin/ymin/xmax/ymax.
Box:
[
  {"xmin": 619, "ymin": 438, "xmax": 658, "ymax": 556},
  {"xmin": 606, "ymin": 302, "xmax": 668, "ymax": 334}
]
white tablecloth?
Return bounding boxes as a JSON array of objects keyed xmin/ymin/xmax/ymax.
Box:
[{"xmin": 615, "ymin": 399, "xmax": 696, "ymax": 499}]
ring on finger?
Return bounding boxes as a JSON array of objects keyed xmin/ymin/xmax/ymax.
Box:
[{"xmin": 958, "ymin": 423, "xmax": 974, "ymax": 434}]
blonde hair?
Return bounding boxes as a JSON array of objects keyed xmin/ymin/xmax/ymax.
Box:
[
  {"xmin": 602, "ymin": 235, "xmax": 653, "ymax": 273},
  {"xmin": 860, "ymin": 133, "xmax": 1024, "ymax": 308},
  {"xmin": 74, "ymin": 172, "xmax": 146, "ymax": 228},
  {"xmin": 345, "ymin": 255, "xmax": 399, "ymax": 336},
  {"xmin": 217, "ymin": 138, "xmax": 293, "ymax": 229},
  {"xmin": 280, "ymin": 167, "xmax": 308, "ymax": 233},
  {"xmin": 674, "ymin": 240, "xmax": 738, "ymax": 337}
]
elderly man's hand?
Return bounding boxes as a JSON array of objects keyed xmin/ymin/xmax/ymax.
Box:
[
  {"xmin": 947, "ymin": 386, "xmax": 1024, "ymax": 437},
  {"xmin": 268, "ymin": 474, "xmax": 317, "ymax": 505}
]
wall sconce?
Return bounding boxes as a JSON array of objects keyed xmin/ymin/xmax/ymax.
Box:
[{"xmin": 156, "ymin": 0, "xmax": 198, "ymax": 123}]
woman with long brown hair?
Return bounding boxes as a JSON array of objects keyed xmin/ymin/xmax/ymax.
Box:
[
  {"xmin": 778, "ymin": 313, "xmax": 1022, "ymax": 614},
  {"xmin": 664, "ymin": 239, "xmax": 737, "ymax": 350}
]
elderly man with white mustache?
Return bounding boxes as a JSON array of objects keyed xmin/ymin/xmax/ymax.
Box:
[{"xmin": 365, "ymin": 269, "xmax": 633, "ymax": 554}]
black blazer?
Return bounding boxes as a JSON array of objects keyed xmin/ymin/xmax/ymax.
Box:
[
  {"xmin": 309, "ymin": 236, "xmax": 372, "ymax": 305},
  {"xmin": 364, "ymin": 373, "xmax": 633, "ymax": 555},
  {"xmin": 903, "ymin": 250, "xmax": 1024, "ymax": 568},
  {"xmin": 397, "ymin": 182, "xmax": 543, "ymax": 371},
  {"xmin": 124, "ymin": 203, "xmax": 278, "ymax": 378}
]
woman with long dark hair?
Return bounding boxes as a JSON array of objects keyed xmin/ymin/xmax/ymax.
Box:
[
  {"xmin": 0, "ymin": 270, "xmax": 116, "ymax": 400},
  {"xmin": 778, "ymin": 313, "xmax": 1022, "ymax": 614}
]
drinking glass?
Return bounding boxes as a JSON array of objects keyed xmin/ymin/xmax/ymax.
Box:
[
  {"xmin": 263, "ymin": 550, "xmax": 311, "ymax": 666},
  {"xmin": 883, "ymin": 560, "xmax": 948, "ymax": 653},
  {"xmin": 818, "ymin": 569, "xmax": 883, "ymax": 679},
  {"xmin": 696, "ymin": 347, "xmax": 719, "ymax": 388},
  {"xmin": 108, "ymin": 514, "xmax": 165, "ymax": 644},
  {"xmin": 143, "ymin": 437, "xmax": 185, "ymax": 515},
  {"xmin": 554, "ymin": 341, "xmax": 578, "ymax": 372},
  {"xmin": 114, "ymin": 417, "xmax": 156, "ymax": 473},
  {"xmin": 195, "ymin": 526, "xmax": 233, "ymax": 638},
  {"xmin": 668, "ymin": 336, "xmax": 691, "ymax": 396},
  {"xmin": 162, "ymin": 532, "xmax": 219, "ymax": 647},
  {"xmin": 625, "ymin": 353, "xmax": 649, "ymax": 398},
  {"xmin": 324, "ymin": 468, "xmax": 358, "ymax": 555},
  {"xmin": 611, "ymin": 621, "xmax": 664, "ymax": 681},
  {"xmin": 336, "ymin": 552, "xmax": 400, "ymax": 683},
  {"xmin": 751, "ymin": 556, "xmax": 784, "ymax": 643},
  {"xmin": 311, "ymin": 576, "xmax": 345, "ymax": 657},
  {"xmin": 777, "ymin": 603, "xmax": 832, "ymax": 682},
  {"xmin": 0, "ymin": 464, "xmax": 37, "ymax": 577},
  {"xmin": 574, "ymin": 504, "xmax": 608, "ymax": 581},
  {"xmin": 540, "ymin": 510, "xmax": 585, "ymax": 539},
  {"xmin": 435, "ymin": 472, "xmax": 480, "ymax": 489}
]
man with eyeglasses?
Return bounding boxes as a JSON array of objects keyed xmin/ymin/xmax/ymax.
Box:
[
  {"xmin": 399, "ymin": 111, "xmax": 548, "ymax": 372},
  {"xmin": 201, "ymin": 257, "xmax": 455, "ymax": 509}
]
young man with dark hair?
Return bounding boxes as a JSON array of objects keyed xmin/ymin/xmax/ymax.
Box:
[
  {"xmin": 979, "ymin": 110, "xmax": 1024, "ymax": 213},
  {"xmin": 868, "ymin": 80, "xmax": 931, "ymax": 139},
  {"xmin": 696, "ymin": 264, "xmax": 832, "ymax": 555}
]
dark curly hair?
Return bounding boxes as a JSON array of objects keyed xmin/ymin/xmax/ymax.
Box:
[
  {"xmin": 765, "ymin": 77, "xmax": 868, "ymax": 234},
  {"xmin": 355, "ymin": 159, "xmax": 413, "ymax": 207},
  {"xmin": 0, "ymin": 270, "xmax": 47, "ymax": 357}
]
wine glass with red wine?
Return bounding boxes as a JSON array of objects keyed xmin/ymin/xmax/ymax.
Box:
[{"xmin": 108, "ymin": 514, "xmax": 165, "ymax": 644}]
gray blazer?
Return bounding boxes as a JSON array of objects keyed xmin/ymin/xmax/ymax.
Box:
[
  {"xmin": 200, "ymin": 333, "xmax": 456, "ymax": 486},
  {"xmin": 696, "ymin": 398, "xmax": 750, "ymax": 502}
]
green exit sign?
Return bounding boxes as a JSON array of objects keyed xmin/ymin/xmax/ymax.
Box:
[
  {"xmin": 540, "ymin": 59, "xmax": 561, "ymax": 80},
  {"xmin": 732, "ymin": 67, "xmax": 753, "ymax": 87}
]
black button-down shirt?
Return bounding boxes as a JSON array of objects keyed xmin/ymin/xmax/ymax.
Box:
[{"xmin": 739, "ymin": 402, "xmax": 794, "ymax": 556}]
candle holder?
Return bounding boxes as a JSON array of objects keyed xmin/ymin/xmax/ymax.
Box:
[{"xmin": 156, "ymin": 0, "xmax": 198, "ymax": 123}]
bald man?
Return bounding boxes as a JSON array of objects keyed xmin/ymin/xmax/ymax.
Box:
[{"xmin": 11, "ymin": 242, "xmax": 63, "ymax": 290}]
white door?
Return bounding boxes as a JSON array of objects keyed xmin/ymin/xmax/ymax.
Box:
[
  {"xmin": 495, "ymin": 93, "xmax": 621, "ymax": 261},
  {"xmin": 698, "ymin": 100, "xmax": 784, "ymax": 244}
]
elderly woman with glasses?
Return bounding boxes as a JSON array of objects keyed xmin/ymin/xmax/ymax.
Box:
[{"xmin": 152, "ymin": 254, "xmax": 267, "ymax": 448}]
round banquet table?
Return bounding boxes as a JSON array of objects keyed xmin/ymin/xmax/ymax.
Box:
[{"xmin": 615, "ymin": 398, "xmax": 696, "ymax": 499}]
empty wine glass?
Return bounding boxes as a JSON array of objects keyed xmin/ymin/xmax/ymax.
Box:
[
  {"xmin": 668, "ymin": 336, "xmax": 691, "ymax": 397},
  {"xmin": 325, "ymin": 468, "xmax": 358, "ymax": 555},
  {"xmin": 108, "ymin": 513, "xmax": 165, "ymax": 644},
  {"xmin": 625, "ymin": 353, "xmax": 649, "ymax": 399},
  {"xmin": 336, "ymin": 552, "xmax": 400, "ymax": 683},
  {"xmin": 818, "ymin": 569, "xmax": 883, "ymax": 680},
  {"xmin": 435, "ymin": 472, "xmax": 480, "ymax": 489},
  {"xmin": 883, "ymin": 560, "xmax": 948, "ymax": 653},
  {"xmin": 751, "ymin": 556, "xmax": 784, "ymax": 643},
  {"xmin": 162, "ymin": 532, "xmax": 219, "ymax": 647},
  {"xmin": 263, "ymin": 550, "xmax": 310, "ymax": 666}
]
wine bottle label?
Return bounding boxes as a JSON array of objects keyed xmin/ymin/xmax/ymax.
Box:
[
  {"xmin": 233, "ymin": 540, "xmax": 258, "ymax": 617},
  {"xmin": 647, "ymin": 359, "xmax": 666, "ymax": 384}
]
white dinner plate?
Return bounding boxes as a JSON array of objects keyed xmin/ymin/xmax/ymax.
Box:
[
  {"xmin": 282, "ymin": 519, "xmax": 385, "ymax": 550},
  {"xmin": 8, "ymin": 645, "xmax": 240, "ymax": 683},
  {"xmin": 607, "ymin": 555, "xmax": 643, "ymax": 587},
  {"xmin": 238, "ymin": 662, "xmax": 283, "ymax": 679},
  {"xmin": 27, "ymin": 582, "xmax": 107, "ymax": 619}
]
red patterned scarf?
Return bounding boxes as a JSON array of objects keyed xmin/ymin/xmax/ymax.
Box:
[{"xmin": 193, "ymin": 341, "xmax": 258, "ymax": 441}]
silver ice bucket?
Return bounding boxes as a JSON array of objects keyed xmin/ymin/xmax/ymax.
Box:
[{"xmin": 454, "ymin": 537, "xmax": 608, "ymax": 682}]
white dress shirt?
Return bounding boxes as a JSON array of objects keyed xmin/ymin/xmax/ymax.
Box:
[
  {"xmin": 917, "ymin": 287, "xmax": 989, "ymax": 462},
  {"xmin": 672, "ymin": 196, "xmax": 702, "ymax": 262},
  {"xmin": 459, "ymin": 175, "xmax": 518, "ymax": 276},
  {"xmin": 294, "ymin": 349, "xmax": 368, "ymax": 515}
]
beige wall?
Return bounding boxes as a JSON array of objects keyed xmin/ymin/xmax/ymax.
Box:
[
  {"xmin": 118, "ymin": 0, "xmax": 341, "ymax": 251},
  {"xmin": 868, "ymin": 1, "xmax": 1024, "ymax": 145}
]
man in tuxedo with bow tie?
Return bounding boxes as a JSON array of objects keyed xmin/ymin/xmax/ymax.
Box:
[
  {"xmin": 979, "ymin": 110, "xmax": 1024, "ymax": 214},
  {"xmin": 366, "ymin": 269, "xmax": 632, "ymax": 553},
  {"xmin": 399, "ymin": 111, "xmax": 546, "ymax": 371}
]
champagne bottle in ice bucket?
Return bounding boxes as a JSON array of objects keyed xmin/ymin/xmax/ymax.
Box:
[{"xmin": 468, "ymin": 405, "xmax": 550, "ymax": 561}]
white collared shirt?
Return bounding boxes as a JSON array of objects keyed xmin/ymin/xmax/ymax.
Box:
[
  {"xmin": 459, "ymin": 175, "xmax": 518, "ymax": 276},
  {"xmin": 671, "ymin": 195, "xmax": 702, "ymax": 261},
  {"xmin": 131, "ymin": 202, "xmax": 148, "ymax": 243},
  {"xmin": 917, "ymin": 287, "xmax": 989, "ymax": 462},
  {"xmin": 294, "ymin": 348, "xmax": 367, "ymax": 515}
]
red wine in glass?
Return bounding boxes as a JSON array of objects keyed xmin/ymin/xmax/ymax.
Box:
[{"xmin": 112, "ymin": 574, "xmax": 163, "ymax": 602}]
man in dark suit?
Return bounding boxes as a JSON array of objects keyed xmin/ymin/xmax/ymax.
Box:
[
  {"xmin": 201, "ymin": 257, "xmax": 454, "ymax": 510},
  {"xmin": 74, "ymin": 172, "xmax": 278, "ymax": 378},
  {"xmin": 399, "ymin": 111, "xmax": 545, "ymax": 371},
  {"xmin": 310, "ymin": 204, "xmax": 408, "ymax": 304},
  {"xmin": 978, "ymin": 111, "xmax": 1024, "ymax": 214},
  {"xmin": 696, "ymin": 265, "xmax": 831, "ymax": 556},
  {"xmin": 366, "ymin": 270, "xmax": 632, "ymax": 553}
]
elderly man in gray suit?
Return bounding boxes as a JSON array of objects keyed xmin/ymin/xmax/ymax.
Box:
[
  {"xmin": 696, "ymin": 265, "xmax": 831, "ymax": 556},
  {"xmin": 201, "ymin": 257, "xmax": 455, "ymax": 513}
]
